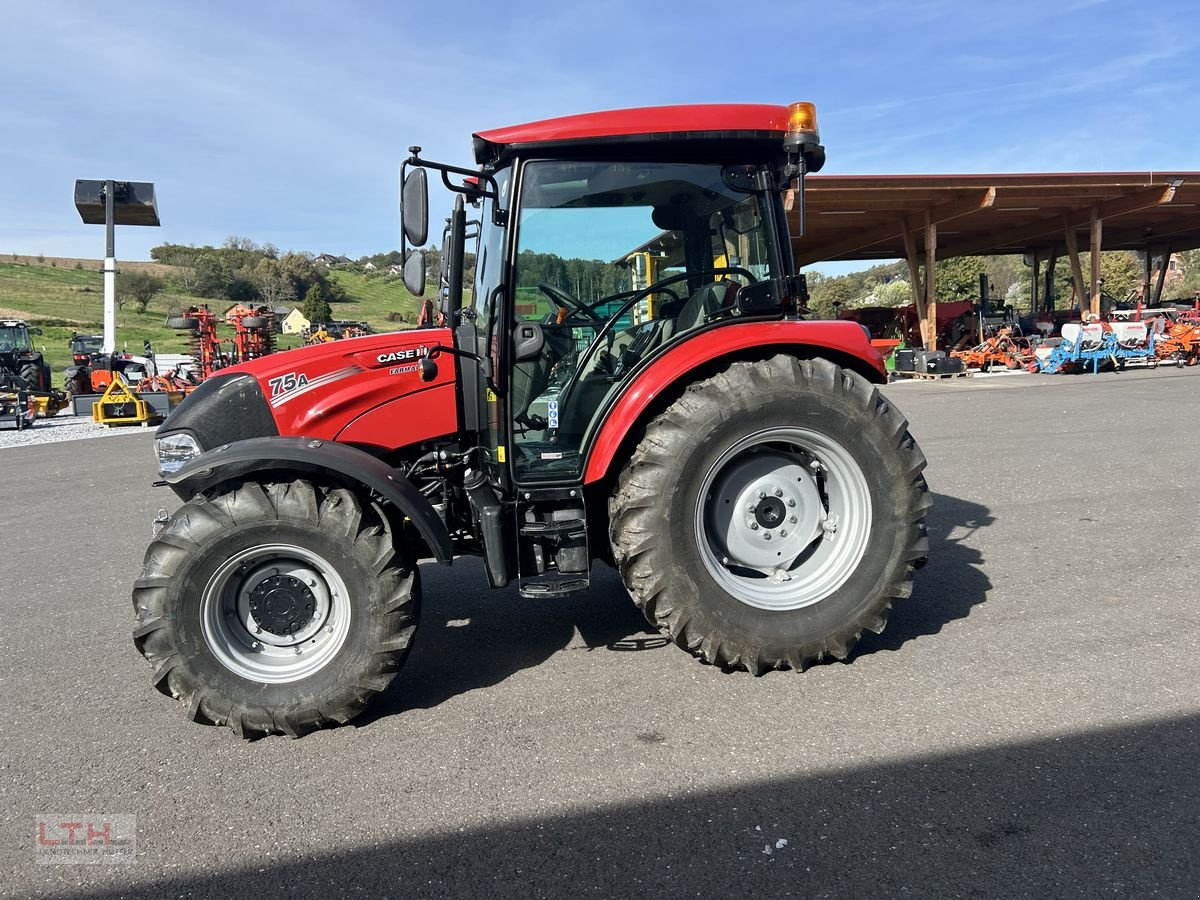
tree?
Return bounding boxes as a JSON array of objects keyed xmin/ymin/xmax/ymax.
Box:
[
  {"xmin": 121, "ymin": 271, "xmax": 166, "ymax": 313},
  {"xmin": 301, "ymin": 283, "xmax": 332, "ymax": 325},
  {"xmin": 1098, "ymin": 250, "xmax": 1140, "ymax": 300},
  {"xmin": 874, "ymin": 279, "xmax": 911, "ymax": 308},
  {"xmin": 192, "ymin": 253, "xmax": 233, "ymax": 299},
  {"xmin": 251, "ymin": 258, "xmax": 297, "ymax": 308},
  {"xmin": 807, "ymin": 277, "xmax": 855, "ymax": 319},
  {"xmin": 934, "ymin": 255, "xmax": 987, "ymax": 302}
]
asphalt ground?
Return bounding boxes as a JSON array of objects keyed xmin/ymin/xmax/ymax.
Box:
[{"xmin": 2, "ymin": 368, "xmax": 1198, "ymax": 898}]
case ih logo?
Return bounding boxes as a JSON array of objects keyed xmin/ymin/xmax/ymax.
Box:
[
  {"xmin": 35, "ymin": 814, "xmax": 136, "ymax": 864},
  {"xmin": 376, "ymin": 346, "xmax": 429, "ymax": 364}
]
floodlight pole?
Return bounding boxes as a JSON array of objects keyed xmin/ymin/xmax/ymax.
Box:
[{"xmin": 103, "ymin": 180, "xmax": 117, "ymax": 354}]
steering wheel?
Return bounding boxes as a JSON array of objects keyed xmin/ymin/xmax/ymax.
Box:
[{"xmin": 537, "ymin": 282, "xmax": 603, "ymax": 323}]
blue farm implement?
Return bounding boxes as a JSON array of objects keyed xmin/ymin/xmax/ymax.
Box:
[{"xmin": 1038, "ymin": 322, "xmax": 1158, "ymax": 374}]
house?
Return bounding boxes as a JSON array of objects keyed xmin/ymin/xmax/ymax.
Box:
[
  {"xmin": 363, "ymin": 261, "xmax": 377, "ymax": 271},
  {"xmin": 280, "ymin": 307, "xmax": 311, "ymax": 335},
  {"xmin": 314, "ymin": 253, "xmax": 353, "ymax": 267},
  {"xmin": 387, "ymin": 263, "xmax": 404, "ymax": 275}
]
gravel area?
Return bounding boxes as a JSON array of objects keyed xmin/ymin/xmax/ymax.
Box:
[{"xmin": 0, "ymin": 411, "xmax": 158, "ymax": 450}]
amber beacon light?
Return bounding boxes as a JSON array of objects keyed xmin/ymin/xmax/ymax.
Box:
[{"xmin": 784, "ymin": 102, "xmax": 820, "ymax": 149}]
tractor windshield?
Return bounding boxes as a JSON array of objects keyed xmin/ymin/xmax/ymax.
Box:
[
  {"xmin": 0, "ymin": 325, "xmax": 33, "ymax": 352},
  {"xmin": 510, "ymin": 160, "xmax": 777, "ymax": 482}
]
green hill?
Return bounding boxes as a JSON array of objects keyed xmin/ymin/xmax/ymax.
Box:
[{"xmin": 0, "ymin": 258, "xmax": 425, "ymax": 387}]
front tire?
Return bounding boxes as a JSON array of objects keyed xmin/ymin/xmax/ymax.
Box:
[
  {"xmin": 132, "ymin": 480, "xmax": 419, "ymax": 738},
  {"xmin": 609, "ymin": 356, "xmax": 930, "ymax": 674}
]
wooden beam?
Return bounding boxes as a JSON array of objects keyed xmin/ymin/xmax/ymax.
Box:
[
  {"xmin": 925, "ymin": 213, "xmax": 938, "ymax": 352},
  {"xmin": 900, "ymin": 217, "xmax": 928, "ymax": 346},
  {"xmin": 794, "ymin": 188, "xmax": 995, "ymax": 267},
  {"xmin": 1153, "ymin": 247, "xmax": 1170, "ymax": 303},
  {"xmin": 1064, "ymin": 217, "xmax": 1087, "ymax": 313},
  {"xmin": 1143, "ymin": 249, "xmax": 1152, "ymax": 303},
  {"xmin": 1030, "ymin": 251, "xmax": 1040, "ymax": 317},
  {"xmin": 939, "ymin": 183, "xmax": 1179, "ymax": 258},
  {"xmin": 1044, "ymin": 248, "xmax": 1058, "ymax": 312},
  {"xmin": 1089, "ymin": 209, "xmax": 1103, "ymax": 317}
]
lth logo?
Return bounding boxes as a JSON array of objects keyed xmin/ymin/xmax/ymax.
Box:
[{"xmin": 34, "ymin": 815, "xmax": 136, "ymax": 864}]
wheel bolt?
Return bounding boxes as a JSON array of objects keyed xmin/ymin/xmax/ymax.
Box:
[
  {"xmin": 787, "ymin": 498, "xmax": 796, "ymax": 507},
  {"xmin": 749, "ymin": 522, "xmax": 760, "ymax": 531},
  {"xmin": 308, "ymin": 579, "xmax": 317, "ymax": 587},
  {"xmin": 774, "ymin": 488, "xmax": 783, "ymax": 497},
  {"xmin": 763, "ymin": 533, "xmax": 772, "ymax": 540},
  {"xmin": 757, "ymin": 490, "xmax": 767, "ymax": 499},
  {"xmin": 780, "ymin": 529, "xmax": 788, "ymax": 537},
  {"xmin": 790, "ymin": 515, "xmax": 798, "ymax": 524},
  {"xmin": 746, "ymin": 503, "xmax": 756, "ymax": 513},
  {"xmin": 251, "ymin": 641, "xmax": 260, "ymax": 649}
]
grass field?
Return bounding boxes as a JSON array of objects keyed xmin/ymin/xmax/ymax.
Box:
[{"xmin": 0, "ymin": 258, "xmax": 424, "ymax": 386}]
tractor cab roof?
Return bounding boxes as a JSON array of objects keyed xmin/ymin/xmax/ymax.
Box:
[{"xmin": 472, "ymin": 104, "xmax": 793, "ymax": 165}]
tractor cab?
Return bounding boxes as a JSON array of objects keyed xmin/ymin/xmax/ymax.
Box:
[
  {"xmin": 400, "ymin": 104, "xmax": 829, "ymax": 595},
  {"xmin": 0, "ymin": 320, "xmax": 50, "ymax": 392}
]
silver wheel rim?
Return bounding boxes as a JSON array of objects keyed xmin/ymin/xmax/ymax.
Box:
[
  {"xmin": 696, "ymin": 427, "xmax": 872, "ymax": 611},
  {"xmin": 200, "ymin": 543, "xmax": 352, "ymax": 683}
]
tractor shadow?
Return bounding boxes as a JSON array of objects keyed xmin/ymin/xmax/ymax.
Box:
[
  {"xmin": 852, "ymin": 491, "xmax": 994, "ymax": 658},
  {"xmin": 362, "ymin": 491, "xmax": 992, "ymax": 723},
  {"xmin": 360, "ymin": 561, "xmax": 658, "ymax": 722}
]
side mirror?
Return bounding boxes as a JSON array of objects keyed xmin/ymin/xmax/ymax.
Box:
[
  {"xmin": 403, "ymin": 250, "xmax": 426, "ymax": 297},
  {"xmin": 401, "ymin": 167, "xmax": 428, "ymax": 247},
  {"xmin": 440, "ymin": 229, "xmax": 451, "ymax": 284},
  {"xmin": 419, "ymin": 357, "xmax": 438, "ymax": 382},
  {"xmin": 513, "ymin": 321, "xmax": 544, "ymax": 362},
  {"xmin": 31, "ymin": 327, "xmax": 43, "ymax": 336}
]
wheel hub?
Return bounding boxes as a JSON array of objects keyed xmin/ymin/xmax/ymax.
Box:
[
  {"xmin": 754, "ymin": 496, "xmax": 787, "ymax": 529},
  {"xmin": 248, "ymin": 575, "xmax": 317, "ymax": 636},
  {"xmin": 707, "ymin": 450, "xmax": 824, "ymax": 570}
]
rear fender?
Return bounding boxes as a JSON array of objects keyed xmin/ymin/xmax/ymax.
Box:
[
  {"xmin": 582, "ymin": 320, "xmax": 885, "ymax": 486},
  {"xmin": 162, "ymin": 435, "xmax": 452, "ymax": 564}
]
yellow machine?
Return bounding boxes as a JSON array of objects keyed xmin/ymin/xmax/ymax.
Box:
[
  {"xmin": 305, "ymin": 328, "xmax": 335, "ymax": 345},
  {"xmin": 92, "ymin": 374, "xmax": 156, "ymax": 428},
  {"xmin": 625, "ymin": 251, "xmax": 665, "ymax": 324},
  {"xmin": 29, "ymin": 392, "xmax": 69, "ymax": 418}
]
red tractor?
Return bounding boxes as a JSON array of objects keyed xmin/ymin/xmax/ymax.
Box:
[{"xmin": 135, "ymin": 104, "xmax": 930, "ymax": 738}]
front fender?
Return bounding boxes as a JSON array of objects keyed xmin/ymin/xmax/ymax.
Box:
[
  {"xmin": 163, "ymin": 435, "xmax": 452, "ymax": 564},
  {"xmin": 582, "ymin": 320, "xmax": 885, "ymax": 486}
]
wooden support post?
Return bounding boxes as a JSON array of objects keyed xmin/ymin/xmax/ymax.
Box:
[
  {"xmin": 925, "ymin": 212, "xmax": 938, "ymax": 352},
  {"xmin": 1142, "ymin": 249, "xmax": 1152, "ymax": 304},
  {"xmin": 1030, "ymin": 251, "xmax": 1040, "ymax": 317},
  {"xmin": 1044, "ymin": 248, "xmax": 1058, "ymax": 312},
  {"xmin": 1063, "ymin": 217, "xmax": 1086, "ymax": 316},
  {"xmin": 900, "ymin": 218, "xmax": 928, "ymax": 348},
  {"xmin": 1153, "ymin": 247, "xmax": 1170, "ymax": 304},
  {"xmin": 1089, "ymin": 208, "xmax": 1103, "ymax": 318}
]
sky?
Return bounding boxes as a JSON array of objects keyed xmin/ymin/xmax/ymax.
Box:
[{"xmin": 2, "ymin": 0, "xmax": 1198, "ymax": 274}]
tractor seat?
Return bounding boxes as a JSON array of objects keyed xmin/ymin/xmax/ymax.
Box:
[{"xmin": 661, "ymin": 281, "xmax": 734, "ymax": 343}]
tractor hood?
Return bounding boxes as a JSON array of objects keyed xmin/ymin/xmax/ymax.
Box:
[{"xmin": 159, "ymin": 328, "xmax": 459, "ymax": 456}]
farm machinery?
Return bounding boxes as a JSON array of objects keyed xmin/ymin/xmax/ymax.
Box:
[
  {"xmin": 1154, "ymin": 319, "xmax": 1200, "ymax": 366},
  {"xmin": 133, "ymin": 103, "xmax": 930, "ymax": 739},
  {"xmin": 0, "ymin": 320, "xmax": 68, "ymax": 419},
  {"xmin": 951, "ymin": 326, "xmax": 1037, "ymax": 372},
  {"xmin": 167, "ymin": 304, "xmax": 277, "ymax": 381},
  {"xmin": 1038, "ymin": 321, "xmax": 1158, "ymax": 374}
]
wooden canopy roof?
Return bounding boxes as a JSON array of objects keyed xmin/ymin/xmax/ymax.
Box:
[{"xmin": 790, "ymin": 172, "xmax": 1200, "ymax": 267}]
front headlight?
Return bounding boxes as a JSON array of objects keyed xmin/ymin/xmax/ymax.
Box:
[{"xmin": 155, "ymin": 432, "xmax": 203, "ymax": 474}]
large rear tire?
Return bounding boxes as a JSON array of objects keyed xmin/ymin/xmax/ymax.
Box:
[
  {"xmin": 609, "ymin": 356, "xmax": 930, "ymax": 674},
  {"xmin": 19, "ymin": 362, "xmax": 43, "ymax": 391},
  {"xmin": 132, "ymin": 480, "xmax": 419, "ymax": 738}
]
